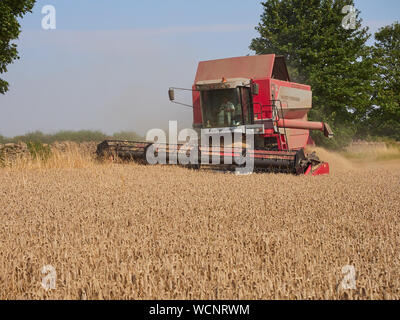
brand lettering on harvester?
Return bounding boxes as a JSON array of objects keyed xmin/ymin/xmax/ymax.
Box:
[
  {"xmin": 149, "ymin": 305, "xmax": 183, "ymax": 318},
  {"xmin": 193, "ymin": 304, "xmax": 250, "ymax": 315}
]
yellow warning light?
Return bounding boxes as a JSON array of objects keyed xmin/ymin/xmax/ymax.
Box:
[{"xmin": 222, "ymin": 77, "xmax": 227, "ymax": 83}]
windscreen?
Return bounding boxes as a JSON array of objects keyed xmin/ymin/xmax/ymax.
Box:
[{"xmin": 201, "ymin": 88, "xmax": 244, "ymax": 128}]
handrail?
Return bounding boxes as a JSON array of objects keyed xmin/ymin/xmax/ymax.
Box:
[{"xmin": 252, "ymin": 100, "xmax": 290, "ymax": 150}]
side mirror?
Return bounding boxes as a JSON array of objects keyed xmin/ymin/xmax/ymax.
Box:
[
  {"xmin": 252, "ymin": 83, "xmax": 259, "ymax": 95},
  {"xmin": 168, "ymin": 88, "xmax": 175, "ymax": 101}
]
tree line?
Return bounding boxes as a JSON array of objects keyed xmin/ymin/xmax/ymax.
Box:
[{"xmin": 0, "ymin": 130, "xmax": 143, "ymax": 144}]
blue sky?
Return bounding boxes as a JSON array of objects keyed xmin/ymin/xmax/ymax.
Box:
[{"xmin": 0, "ymin": 0, "xmax": 399, "ymax": 137}]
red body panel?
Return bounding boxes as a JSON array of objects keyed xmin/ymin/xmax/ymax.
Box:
[
  {"xmin": 192, "ymin": 85, "xmax": 202, "ymax": 124},
  {"xmin": 269, "ymin": 79, "xmax": 312, "ymax": 150},
  {"xmin": 305, "ymin": 162, "xmax": 330, "ymax": 176}
]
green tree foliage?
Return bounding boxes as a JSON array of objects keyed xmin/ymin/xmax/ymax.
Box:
[
  {"xmin": 250, "ymin": 0, "xmax": 375, "ymax": 148},
  {"xmin": 367, "ymin": 23, "xmax": 400, "ymax": 141},
  {"xmin": 0, "ymin": 0, "xmax": 35, "ymax": 94},
  {"xmin": 112, "ymin": 131, "xmax": 144, "ymax": 141}
]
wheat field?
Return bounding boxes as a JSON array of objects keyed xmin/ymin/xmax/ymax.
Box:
[{"xmin": 0, "ymin": 144, "xmax": 399, "ymax": 300}]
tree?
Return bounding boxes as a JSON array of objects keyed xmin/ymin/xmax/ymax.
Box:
[
  {"xmin": 368, "ymin": 23, "xmax": 400, "ymax": 141},
  {"xmin": 250, "ymin": 0, "xmax": 375, "ymax": 148},
  {"xmin": 0, "ymin": 0, "xmax": 36, "ymax": 94}
]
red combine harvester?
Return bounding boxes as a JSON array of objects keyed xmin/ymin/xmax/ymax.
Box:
[{"xmin": 97, "ymin": 54, "xmax": 333, "ymax": 175}]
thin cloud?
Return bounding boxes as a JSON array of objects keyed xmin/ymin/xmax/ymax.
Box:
[
  {"xmin": 23, "ymin": 23, "xmax": 253, "ymax": 38},
  {"xmin": 19, "ymin": 24, "xmax": 254, "ymax": 56},
  {"xmin": 146, "ymin": 24, "xmax": 254, "ymax": 35}
]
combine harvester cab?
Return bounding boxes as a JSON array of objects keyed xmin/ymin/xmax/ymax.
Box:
[{"xmin": 97, "ymin": 54, "xmax": 333, "ymax": 176}]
